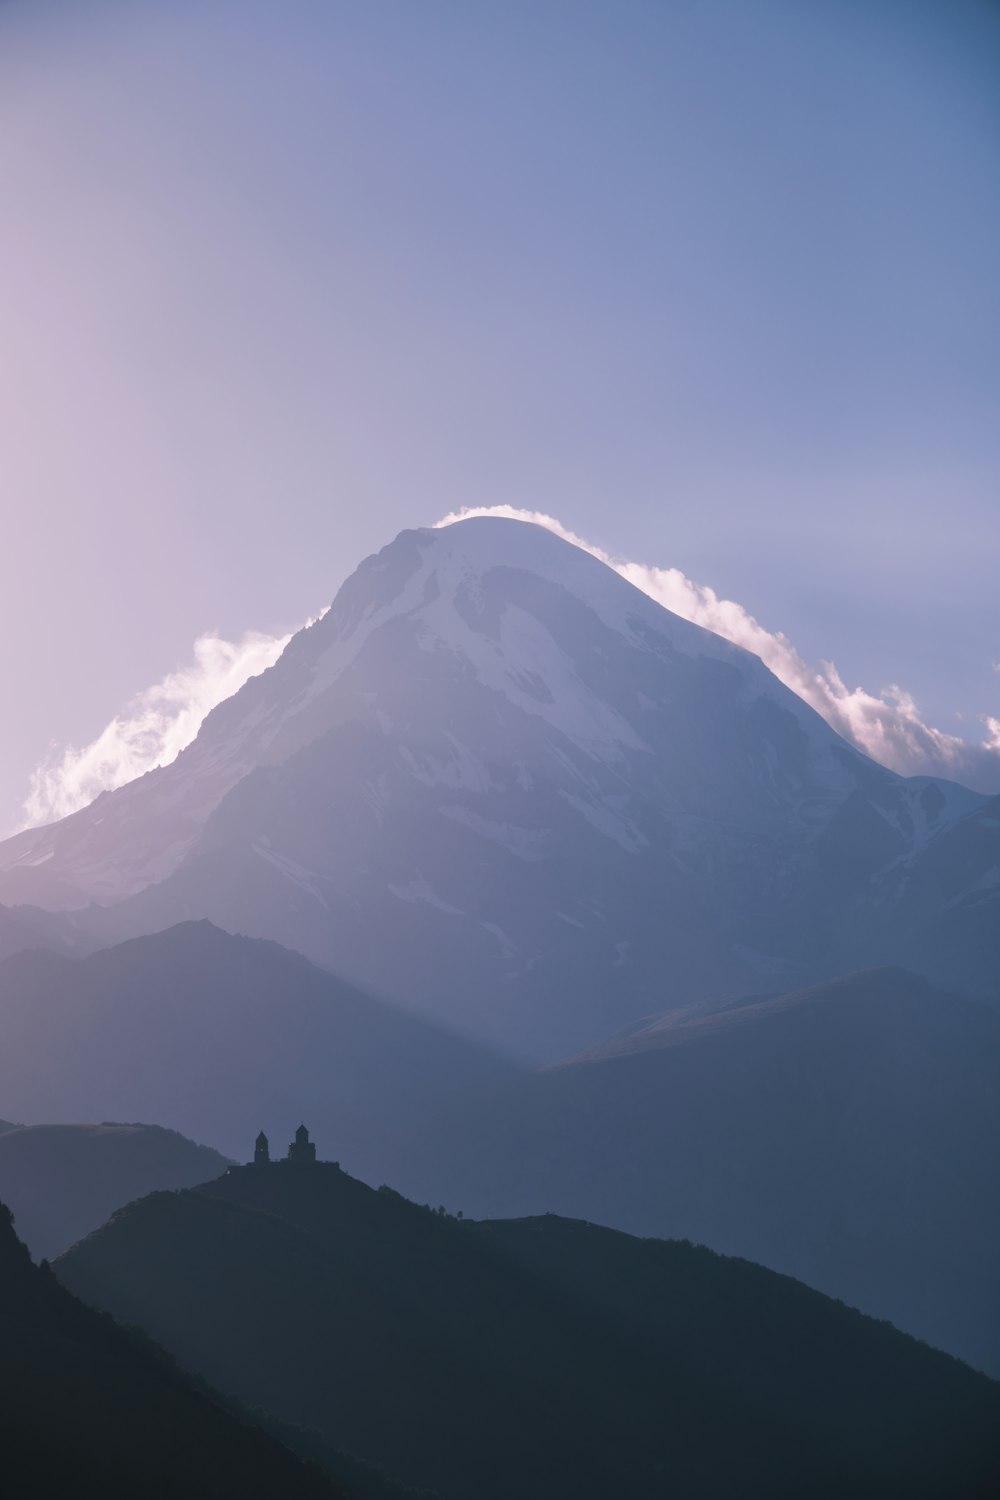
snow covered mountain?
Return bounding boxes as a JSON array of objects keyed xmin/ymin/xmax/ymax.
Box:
[{"xmin": 0, "ymin": 517, "xmax": 995, "ymax": 1056}]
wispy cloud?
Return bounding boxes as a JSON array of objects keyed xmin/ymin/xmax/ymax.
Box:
[
  {"xmin": 437, "ymin": 505, "xmax": 1000, "ymax": 792},
  {"xmin": 22, "ymin": 629, "xmax": 292, "ymax": 828}
]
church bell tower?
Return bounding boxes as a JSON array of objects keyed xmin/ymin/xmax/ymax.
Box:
[{"xmin": 287, "ymin": 1124, "xmax": 317, "ymax": 1163}]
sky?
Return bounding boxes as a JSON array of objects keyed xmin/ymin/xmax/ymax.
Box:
[{"xmin": 0, "ymin": 0, "xmax": 998, "ymax": 832}]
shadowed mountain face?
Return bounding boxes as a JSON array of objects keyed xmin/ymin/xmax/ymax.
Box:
[
  {"xmin": 397, "ymin": 968, "xmax": 1000, "ymax": 1375},
  {"xmin": 0, "ymin": 1201, "xmax": 343, "ymax": 1500},
  {"xmin": 55, "ymin": 1162, "xmax": 1000, "ymax": 1500},
  {"xmin": 0, "ymin": 901, "xmax": 100, "ymax": 962},
  {"xmin": 0, "ymin": 921, "xmax": 518, "ymax": 1175},
  {"xmin": 0, "ymin": 518, "xmax": 994, "ymax": 1059},
  {"xmin": 0, "ymin": 1122, "xmax": 230, "ymax": 1261}
]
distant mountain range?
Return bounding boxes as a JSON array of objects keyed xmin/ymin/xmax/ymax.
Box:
[
  {"xmin": 0, "ymin": 1121, "xmax": 229, "ymax": 1260},
  {"xmin": 0, "ymin": 920, "xmax": 518, "ymax": 1172},
  {"xmin": 400, "ymin": 966, "xmax": 1000, "ymax": 1375},
  {"xmin": 54, "ymin": 1159, "xmax": 1000, "ymax": 1500},
  {"xmin": 0, "ymin": 518, "xmax": 995, "ymax": 1059},
  {"xmin": 4, "ymin": 922, "xmax": 995, "ymax": 1368}
]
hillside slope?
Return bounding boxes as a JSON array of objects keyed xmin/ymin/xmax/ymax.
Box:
[
  {"xmin": 0, "ymin": 1121, "xmax": 229, "ymax": 1260},
  {"xmin": 400, "ymin": 967, "xmax": 1000, "ymax": 1374},
  {"xmin": 56, "ymin": 1161, "xmax": 1000, "ymax": 1499},
  {"xmin": 0, "ymin": 1199, "xmax": 342, "ymax": 1499}
]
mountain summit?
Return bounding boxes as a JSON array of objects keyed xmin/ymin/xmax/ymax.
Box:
[{"xmin": 1, "ymin": 518, "xmax": 995, "ymax": 1054}]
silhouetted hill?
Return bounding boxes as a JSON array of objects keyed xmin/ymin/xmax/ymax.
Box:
[
  {"xmin": 56, "ymin": 1161, "xmax": 1000, "ymax": 1499},
  {"xmin": 0, "ymin": 1199, "xmax": 343, "ymax": 1499},
  {"xmin": 401, "ymin": 967, "xmax": 1000, "ymax": 1374},
  {"xmin": 0, "ymin": 1122, "xmax": 229, "ymax": 1260},
  {"xmin": 0, "ymin": 920, "xmax": 519, "ymax": 1174}
]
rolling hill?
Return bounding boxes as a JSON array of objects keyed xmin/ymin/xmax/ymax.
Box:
[{"xmin": 55, "ymin": 1159, "xmax": 1000, "ymax": 1499}]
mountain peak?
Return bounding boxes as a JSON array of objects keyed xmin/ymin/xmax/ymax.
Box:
[
  {"xmin": 0, "ymin": 518, "xmax": 992, "ymax": 1057},
  {"xmin": 340, "ymin": 513, "xmax": 751, "ymax": 669}
]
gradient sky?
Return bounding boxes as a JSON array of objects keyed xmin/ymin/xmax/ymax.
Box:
[{"xmin": 0, "ymin": 0, "xmax": 998, "ymax": 831}]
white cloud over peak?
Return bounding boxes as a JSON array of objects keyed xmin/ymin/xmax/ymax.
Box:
[
  {"xmin": 436, "ymin": 505, "xmax": 1000, "ymax": 792},
  {"xmin": 22, "ymin": 628, "xmax": 292, "ymax": 828}
]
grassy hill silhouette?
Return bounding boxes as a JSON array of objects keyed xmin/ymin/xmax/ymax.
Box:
[{"xmin": 57, "ymin": 1158, "xmax": 1000, "ymax": 1499}]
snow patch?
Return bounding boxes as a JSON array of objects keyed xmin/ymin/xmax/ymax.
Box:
[
  {"xmin": 481, "ymin": 920, "xmax": 519, "ymax": 958},
  {"xmin": 559, "ymin": 790, "xmax": 648, "ymax": 853},
  {"xmin": 388, "ymin": 873, "xmax": 463, "ymax": 915},
  {"xmin": 399, "ymin": 737, "xmax": 498, "ymax": 793},
  {"xmin": 361, "ymin": 774, "xmax": 391, "ymax": 829},
  {"xmin": 253, "ymin": 843, "xmax": 329, "ymax": 906},
  {"xmin": 438, "ymin": 804, "xmax": 549, "ymax": 861}
]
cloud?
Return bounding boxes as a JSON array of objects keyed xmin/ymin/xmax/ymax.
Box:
[
  {"xmin": 22, "ymin": 628, "xmax": 292, "ymax": 828},
  {"xmin": 436, "ymin": 505, "xmax": 1000, "ymax": 792}
]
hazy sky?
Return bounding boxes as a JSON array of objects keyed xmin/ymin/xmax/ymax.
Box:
[{"xmin": 1, "ymin": 0, "xmax": 998, "ymax": 831}]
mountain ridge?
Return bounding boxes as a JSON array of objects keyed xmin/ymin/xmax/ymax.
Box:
[
  {"xmin": 555, "ymin": 963, "xmax": 970, "ymax": 1064},
  {"xmin": 0, "ymin": 919, "xmax": 519, "ymax": 1170}
]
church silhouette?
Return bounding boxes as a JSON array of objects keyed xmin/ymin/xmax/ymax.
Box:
[{"xmin": 252, "ymin": 1125, "xmax": 317, "ymax": 1166}]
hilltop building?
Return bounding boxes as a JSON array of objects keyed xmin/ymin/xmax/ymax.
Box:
[
  {"xmin": 247, "ymin": 1124, "xmax": 319, "ymax": 1166},
  {"xmin": 287, "ymin": 1124, "xmax": 317, "ymax": 1164}
]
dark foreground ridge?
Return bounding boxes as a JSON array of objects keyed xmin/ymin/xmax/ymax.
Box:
[
  {"xmin": 0, "ymin": 1199, "xmax": 342, "ymax": 1500},
  {"xmin": 56, "ymin": 1154, "xmax": 1000, "ymax": 1500}
]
